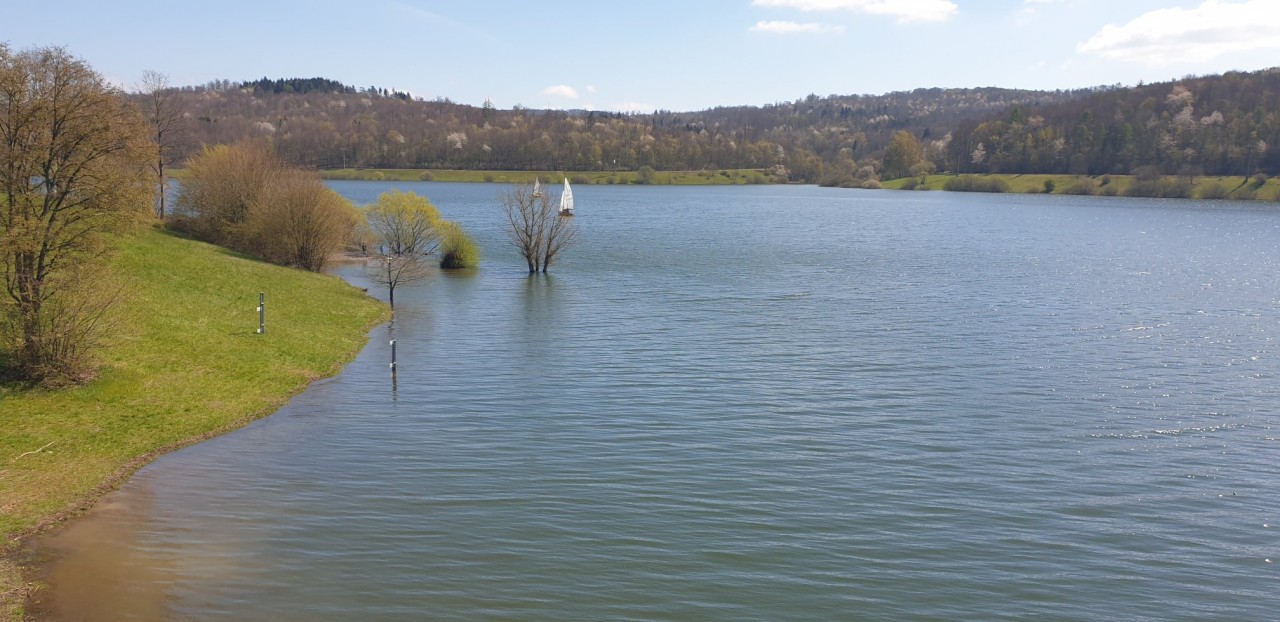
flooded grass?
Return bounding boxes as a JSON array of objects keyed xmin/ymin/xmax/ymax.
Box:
[{"xmin": 0, "ymin": 227, "xmax": 389, "ymax": 617}]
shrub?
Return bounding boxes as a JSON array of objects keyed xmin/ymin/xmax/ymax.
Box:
[
  {"xmin": 1132, "ymin": 165, "xmax": 1162, "ymax": 182},
  {"xmin": 1125, "ymin": 177, "xmax": 1192, "ymax": 198},
  {"xmin": 177, "ymin": 141, "xmax": 357, "ymax": 271},
  {"xmin": 1100, "ymin": 175, "xmax": 1112, "ymax": 186},
  {"xmin": 861, "ymin": 179, "xmax": 883, "ymax": 189},
  {"xmin": 1100, "ymin": 185, "xmax": 1119, "ymax": 196},
  {"xmin": 1043, "ymin": 179, "xmax": 1056, "ymax": 193},
  {"xmin": 900, "ymin": 177, "xmax": 921, "ymax": 190},
  {"xmin": 1196, "ymin": 183, "xmax": 1231, "ymax": 200},
  {"xmin": 943, "ymin": 176, "xmax": 1010, "ymax": 193},
  {"xmin": 483, "ymin": 174, "xmax": 495, "ymax": 183},
  {"xmin": 419, "ymin": 171, "xmax": 434, "ymax": 181},
  {"xmin": 244, "ymin": 172, "xmax": 357, "ymax": 271},
  {"xmin": 1, "ymin": 264, "xmax": 122, "ymax": 387},
  {"xmin": 438, "ymin": 221, "xmax": 480, "ymax": 269},
  {"xmin": 176, "ymin": 141, "xmax": 285, "ymax": 245},
  {"xmin": 1063, "ymin": 178, "xmax": 1097, "ymax": 195}
]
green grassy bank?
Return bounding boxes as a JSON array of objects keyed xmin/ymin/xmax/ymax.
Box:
[
  {"xmin": 881, "ymin": 173, "xmax": 1280, "ymax": 200},
  {"xmin": 318, "ymin": 168, "xmax": 1280, "ymax": 201},
  {"xmin": 318, "ymin": 167, "xmax": 775, "ymax": 185},
  {"xmin": 0, "ymin": 228, "xmax": 389, "ymax": 619}
]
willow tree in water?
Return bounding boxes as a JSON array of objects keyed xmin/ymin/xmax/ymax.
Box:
[
  {"xmin": 501, "ymin": 181, "xmax": 578, "ymax": 273},
  {"xmin": 364, "ymin": 190, "xmax": 440, "ymax": 307}
]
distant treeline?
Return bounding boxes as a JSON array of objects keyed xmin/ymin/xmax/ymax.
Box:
[
  {"xmin": 144, "ymin": 68, "xmax": 1280, "ymax": 184},
  {"xmin": 242, "ymin": 77, "xmax": 355, "ymax": 95}
]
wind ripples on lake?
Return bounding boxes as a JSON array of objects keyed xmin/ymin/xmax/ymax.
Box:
[{"xmin": 37, "ymin": 185, "xmax": 1280, "ymax": 621}]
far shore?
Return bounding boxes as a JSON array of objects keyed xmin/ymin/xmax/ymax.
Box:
[{"xmin": 308, "ymin": 168, "xmax": 1280, "ymax": 202}]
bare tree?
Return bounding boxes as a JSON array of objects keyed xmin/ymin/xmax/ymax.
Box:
[
  {"xmin": 501, "ymin": 181, "xmax": 578, "ymax": 273},
  {"xmin": 138, "ymin": 70, "xmax": 188, "ymax": 219},
  {"xmin": 368, "ymin": 254, "xmax": 432, "ymax": 309},
  {"xmin": 0, "ymin": 45, "xmax": 155, "ymax": 384}
]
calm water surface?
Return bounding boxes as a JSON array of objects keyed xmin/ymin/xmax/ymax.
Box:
[{"xmin": 38, "ymin": 184, "xmax": 1280, "ymax": 620}]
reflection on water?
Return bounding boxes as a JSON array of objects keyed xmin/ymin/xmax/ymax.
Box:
[{"xmin": 33, "ymin": 185, "xmax": 1280, "ymax": 621}]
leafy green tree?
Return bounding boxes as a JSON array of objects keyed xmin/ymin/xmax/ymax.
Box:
[
  {"xmin": 365, "ymin": 190, "xmax": 441, "ymax": 256},
  {"xmin": 882, "ymin": 130, "xmax": 923, "ymax": 180}
]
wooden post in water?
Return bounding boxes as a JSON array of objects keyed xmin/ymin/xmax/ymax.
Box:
[
  {"xmin": 256, "ymin": 292, "xmax": 266, "ymax": 334},
  {"xmin": 390, "ymin": 339, "xmax": 397, "ymax": 371}
]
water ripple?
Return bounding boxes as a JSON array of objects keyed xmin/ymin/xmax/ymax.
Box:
[{"xmin": 37, "ymin": 186, "xmax": 1280, "ymax": 621}]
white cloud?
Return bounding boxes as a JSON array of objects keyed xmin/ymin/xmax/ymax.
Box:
[
  {"xmin": 1078, "ymin": 0, "xmax": 1280, "ymax": 65},
  {"xmin": 586, "ymin": 85, "xmax": 597, "ymax": 94},
  {"xmin": 541, "ymin": 84, "xmax": 579, "ymax": 99},
  {"xmin": 616, "ymin": 102, "xmax": 656, "ymax": 113},
  {"xmin": 751, "ymin": 0, "xmax": 958, "ymax": 23},
  {"xmin": 749, "ymin": 20, "xmax": 846, "ymax": 34}
]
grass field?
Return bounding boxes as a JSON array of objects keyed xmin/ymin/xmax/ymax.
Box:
[{"xmin": 0, "ymin": 228, "xmax": 389, "ymax": 619}]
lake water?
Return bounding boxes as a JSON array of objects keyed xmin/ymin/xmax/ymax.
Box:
[{"xmin": 36, "ymin": 184, "xmax": 1280, "ymax": 620}]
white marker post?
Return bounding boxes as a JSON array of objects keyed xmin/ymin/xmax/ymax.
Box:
[{"xmin": 256, "ymin": 292, "xmax": 265, "ymax": 334}]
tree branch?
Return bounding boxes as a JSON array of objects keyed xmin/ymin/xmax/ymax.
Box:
[{"xmin": 11, "ymin": 441, "xmax": 54, "ymax": 462}]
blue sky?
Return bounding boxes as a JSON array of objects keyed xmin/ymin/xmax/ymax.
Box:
[{"xmin": 7, "ymin": 0, "xmax": 1280, "ymax": 112}]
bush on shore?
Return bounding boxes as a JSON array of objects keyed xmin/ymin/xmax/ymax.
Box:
[{"xmin": 943, "ymin": 176, "xmax": 1010, "ymax": 193}]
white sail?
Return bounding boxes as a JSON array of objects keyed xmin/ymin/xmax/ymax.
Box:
[
  {"xmin": 532, "ymin": 178, "xmax": 543, "ymax": 197},
  {"xmin": 559, "ymin": 178, "xmax": 574, "ymax": 215}
]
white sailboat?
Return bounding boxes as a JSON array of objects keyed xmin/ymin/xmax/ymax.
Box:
[
  {"xmin": 559, "ymin": 178, "xmax": 575, "ymax": 216},
  {"xmin": 532, "ymin": 178, "xmax": 543, "ymax": 198}
]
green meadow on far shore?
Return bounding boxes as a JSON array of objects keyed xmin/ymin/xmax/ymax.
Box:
[
  {"xmin": 880, "ymin": 173, "xmax": 1280, "ymax": 200},
  {"xmin": 318, "ymin": 168, "xmax": 1280, "ymax": 201},
  {"xmin": 1, "ymin": 228, "xmax": 389, "ymax": 620},
  {"xmin": 318, "ymin": 167, "xmax": 778, "ymax": 185}
]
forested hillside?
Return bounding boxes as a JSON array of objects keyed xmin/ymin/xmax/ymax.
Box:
[
  {"xmin": 945, "ymin": 69, "xmax": 1280, "ymax": 177},
  {"xmin": 146, "ymin": 70, "xmax": 1279, "ymax": 184}
]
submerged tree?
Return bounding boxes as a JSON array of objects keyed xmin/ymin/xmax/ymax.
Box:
[
  {"xmin": 0, "ymin": 45, "xmax": 156, "ymax": 384},
  {"xmin": 364, "ymin": 190, "xmax": 441, "ymax": 307},
  {"xmin": 501, "ymin": 181, "xmax": 578, "ymax": 274},
  {"xmin": 368, "ymin": 253, "xmax": 432, "ymax": 309}
]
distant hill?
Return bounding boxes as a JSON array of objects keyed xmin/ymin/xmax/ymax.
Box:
[
  {"xmin": 145, "ymin": 69, "xmax": 1278, "ymax": 184},
  {"xmin": 944, "ymin": 68, "xmax": 1280, "ymax": 177}
]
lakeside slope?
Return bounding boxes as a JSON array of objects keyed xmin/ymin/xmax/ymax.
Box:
[{"xmin": 1, "ymin": 228, "xmax": 390, "ymax": 619}]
